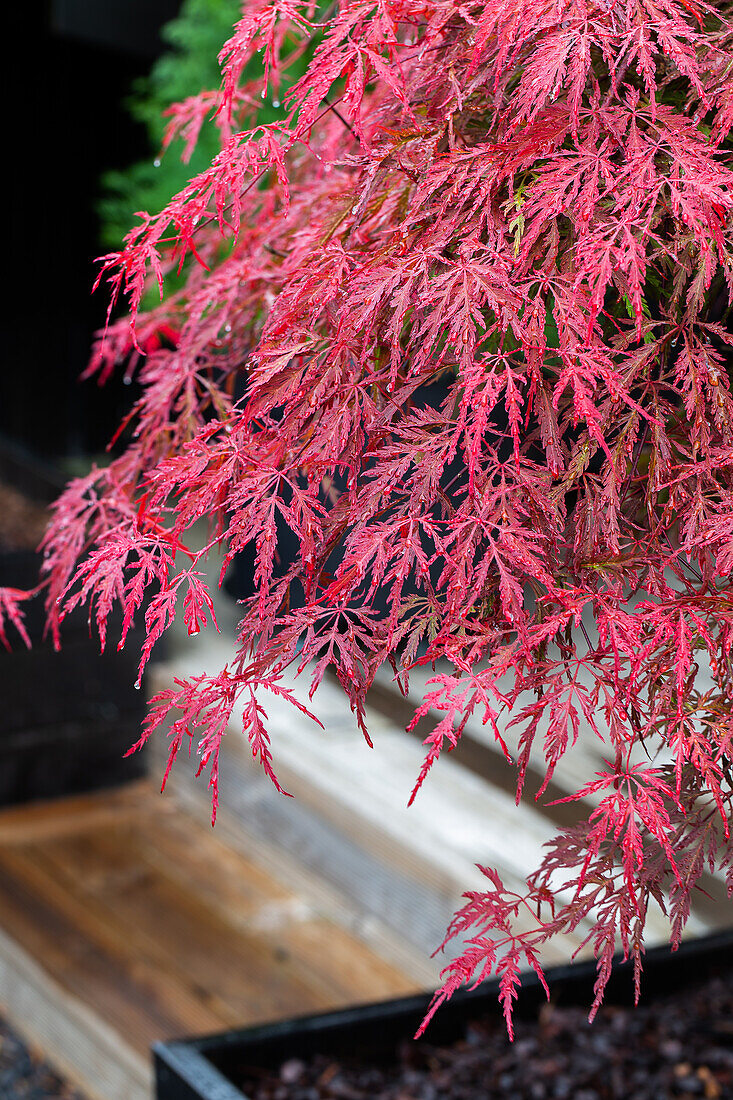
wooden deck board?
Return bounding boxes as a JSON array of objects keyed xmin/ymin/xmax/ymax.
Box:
[
  {"xmin": 0, "ymin": 782, "xmax": 418, "ymax": 1100},
  {"xmin": 146, "ymin": 646, "xmax": 729, "ymax": 983}
]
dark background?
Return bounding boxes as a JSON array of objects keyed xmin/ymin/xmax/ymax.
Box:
[{"xmin": 4, "ymin": 1, "xmax": 182, "ymax": 459}]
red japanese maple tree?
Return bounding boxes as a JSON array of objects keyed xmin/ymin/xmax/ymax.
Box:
[{"xmin": 7, "ymin": 0, "xmax": 733, "ymax": 1032}]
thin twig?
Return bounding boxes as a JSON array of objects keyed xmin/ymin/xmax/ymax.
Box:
[
  {"xmin": 322, "ymin": 95, "xmax": 354, "ymax": 134},
  {"xmin": 579, "ymin": 616, "xmax": 595, "ymax": 655}
]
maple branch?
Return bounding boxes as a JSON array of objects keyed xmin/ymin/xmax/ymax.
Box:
[{"xmin": 321, "ymin": 95, "xmax": 354, "ymax": 135}]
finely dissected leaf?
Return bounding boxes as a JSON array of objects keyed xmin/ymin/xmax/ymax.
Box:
[
  {"xmin": 0, "ymin": 588, "xmax": 33, "ymax": 651},
  {"xmin": 19, "ymin": 0, "xmax": 733, "ymax": 1035}
]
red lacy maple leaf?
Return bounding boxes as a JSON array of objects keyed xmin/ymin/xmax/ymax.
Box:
[{"xmin": 30, "ymin": 0, "xmax": 733, "ymax": 1034}]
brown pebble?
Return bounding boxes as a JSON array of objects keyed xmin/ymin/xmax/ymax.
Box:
[{"xmin": 280, "ymin": 1058, "xmax": 306, "ymax": 1083}]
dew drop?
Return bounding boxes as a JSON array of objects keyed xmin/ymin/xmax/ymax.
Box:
[
  {"xmin": 153, "ymin": 158, "xmax": 161, "ymax": 168},
  {"xmin": 272, "ymin": 99, "xmax": 280, "ymax": 108},
  {"xmin": 123, "ymin": 375, "xmax": 132, "ymax": 385},
  {"xmin": 261, "ymin": 89, "xmax": 266, "ymax": 99}
]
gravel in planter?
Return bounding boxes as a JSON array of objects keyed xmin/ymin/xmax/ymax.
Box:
[
  {"xmin": 0, "ymin": 1014, "xmax": 89, "ymax": 1100},
  {"xmin": 232, "ymin": 962, "xmax": 733, "ymax": 1100}
]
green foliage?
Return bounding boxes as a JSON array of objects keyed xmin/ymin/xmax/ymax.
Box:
[{"xmin": 99, "ymin": 0, "xmax": 254, "ymax": 250}]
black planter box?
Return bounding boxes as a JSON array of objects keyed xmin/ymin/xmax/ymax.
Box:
[
  {"xmin": 154, "ymin": 929, "xmax": 733, "ymax": 1100},
  {"xmin": 0, "ymin": 438, "xmax": 146, "ymax": 805}
]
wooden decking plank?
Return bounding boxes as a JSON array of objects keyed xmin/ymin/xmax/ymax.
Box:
[
  {"xmin": 19, "ymin": 834, "xmax": 259, "ymax": 1029},
  {"xmin": 0, "ymin": 844, "xmax": 228, "ymax": 1051},
  {"xmin": 132, "ymin": 810, "xmax": 420, "ymax": 1003},
  {"xmin": 0, "ymin": 781, "xmax": 157, "ymax": 844},
  {"xmin": 148, "ymin": 659, "xmax": 556, "ymax": 898},
  {"xmin": 158, "ymin": 768, "xmax": 445, "ymax": 986},
  {"xmin": 147, "ymin": 660, "xmax": 598, "ymax": 962},
  {"xmin": 39, "ymin": 823, "xmax": 413, "ymax": 1021},
  {"xmin": 0, "ymin": 924, "xmax": 151, "ymax": 1100},
  {"xmin": 371, "ymin": 663, "xmax": 732, "ymax": 924},
  {"xmin": 0, "ymin": 781, "xmax": 419, "ymax": 1099},
  {"xmin": 148, "ymin": 652, "xmax": 722, "ymax": 962}
]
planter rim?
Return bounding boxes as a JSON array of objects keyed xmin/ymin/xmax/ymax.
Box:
[{"xmin": 153, "ymin": 927, "xmax": 733, "ymax": 1100}]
